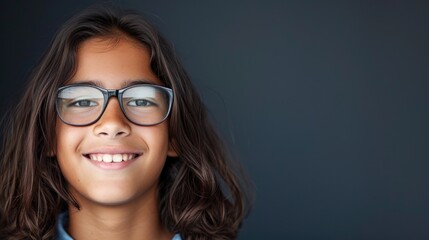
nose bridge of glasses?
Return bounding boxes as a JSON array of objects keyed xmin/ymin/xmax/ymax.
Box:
[
  {"xmin": 104, "ymin": 89, "xmax": 124, "ymax": 114},
  {"xmin": 107, "ymin": 89, "xmax": 119, "ymax": 98},
  {"xmin": 100, "ymin": 90, "xmax": 128, "ymax": 125}
]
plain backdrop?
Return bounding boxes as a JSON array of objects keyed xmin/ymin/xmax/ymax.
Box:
[{"xmin": 1, "ymin": 1, "xmax": 428, "ymax": 239}]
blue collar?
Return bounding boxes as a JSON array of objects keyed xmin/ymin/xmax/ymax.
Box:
[
  {"xmin": 56, "ymin": 212, "xmax": 73, "ymax": 240},
  {"xmin": 56, "ymin": 211, "xmax": 181, "ymax": 240}
]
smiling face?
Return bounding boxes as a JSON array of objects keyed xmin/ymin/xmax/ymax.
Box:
[{"xmin": 56, "ymin": 36, "xmax": 176, "ymax": 207}]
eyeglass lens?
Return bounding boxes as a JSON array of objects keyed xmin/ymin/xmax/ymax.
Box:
[{"xmin": 56, "ymin": 85, "xmax": 172, "ymax": 126}]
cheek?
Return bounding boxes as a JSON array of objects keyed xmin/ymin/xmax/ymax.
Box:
[
  {"xmin": 55, "ymin": 122, "xmax": 87, "ymax": 183},
  {"xmin": 141, "ymin": 125, "xmax": 169, "ymax": 152},
  {"xmin": 56, "ymin": 122, "xmax": 86, "ymax": 155},
  {"xmin": 134, "ymin": 125, "xmax": 170, "ymax": 194},
  {"xmin": 133, "ymin": 122, "xmax": 170, "ymax": 171}
]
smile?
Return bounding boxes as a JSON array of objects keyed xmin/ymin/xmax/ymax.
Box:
[{"xmin": 83, "ymin": 153, "xmax": 142, "ymax": 163}]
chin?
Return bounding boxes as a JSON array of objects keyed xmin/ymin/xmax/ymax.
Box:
[
  {"xmin": 72, "ymin": 181, "xmax": 158, "ymax": 208},
  {"xmin": 89, "ymin": 185, "xmax": 138, "ymax": 204}
]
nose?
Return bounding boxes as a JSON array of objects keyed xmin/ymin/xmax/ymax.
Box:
[{"xmin": 93, "ymin": 98, "xmax": 131, "ymax": 138}]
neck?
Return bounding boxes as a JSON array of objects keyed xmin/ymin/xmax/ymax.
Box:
[{"xmin": 67, "ymin": 189, "xmax": 172, "ymax": 240}]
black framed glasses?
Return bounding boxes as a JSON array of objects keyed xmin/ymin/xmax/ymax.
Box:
[{"xmin": 55, "ymin": 84, "xmax": 173, "ymax": 126}]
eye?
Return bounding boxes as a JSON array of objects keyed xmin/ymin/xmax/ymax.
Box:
[
  {"xmin": 127, "ymin": 99, "xmax": 157, "ymax": 107},
  {"xmin": 68, "ymin": 99, "xmax": 98, "ymax": 107}
]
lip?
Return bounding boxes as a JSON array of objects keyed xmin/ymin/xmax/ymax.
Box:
[
  {"xmin": 82, "ymin": 147, "xmax": 143, "ymax": 155},
  {"xmin": 82, "ymin": 147, "xmax": 143, "ymax": 170},
  {"xmin": 87, "ymin": 157, "xmax": 139, "ymax": 170}
]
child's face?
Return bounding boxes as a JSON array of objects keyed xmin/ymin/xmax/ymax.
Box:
[{"xmin": 56, "ymin": 37, "xmax": 176, "ymax": 207}]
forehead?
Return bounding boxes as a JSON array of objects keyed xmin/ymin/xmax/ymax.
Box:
[{"xmin": 69, "ymin": 36, "xmax": 161, "ymax": 88}]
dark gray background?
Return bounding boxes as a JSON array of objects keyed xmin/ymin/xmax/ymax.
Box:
[{"xmin": 1, "ymin": 1, "xmax": 428, "ymax": 239}]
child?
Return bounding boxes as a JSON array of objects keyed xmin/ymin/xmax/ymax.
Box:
[{"xmin": 0, "ymin": 5, "xmax": 250, "ymax": 240}]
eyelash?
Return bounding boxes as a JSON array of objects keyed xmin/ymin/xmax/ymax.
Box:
[
  {"xmin": 127, "ymin": 99, "xmax": 157, "ymax": 107},
  {"xmin": 68, "ymin": 100, "xmax": 98, "ymax": 107}
]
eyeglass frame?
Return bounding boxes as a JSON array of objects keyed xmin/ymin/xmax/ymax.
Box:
[{"xmin": 55, "ymin": 83, "xmax": 174, "ymax": 127}]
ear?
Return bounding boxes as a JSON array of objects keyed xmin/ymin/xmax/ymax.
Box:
[{"xmin": 167, "ymin": 140, "xmax": 178, "ymax": 157}]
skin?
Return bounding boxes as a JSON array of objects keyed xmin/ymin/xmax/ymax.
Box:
[{"xmin": 56, "ymin": 36, "xmax": 177, "ymax": 240}]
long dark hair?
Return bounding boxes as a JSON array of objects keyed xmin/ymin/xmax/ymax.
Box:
[{"xmin": 0, "ymin": 5, "xmax": 251, "ymax": 240}]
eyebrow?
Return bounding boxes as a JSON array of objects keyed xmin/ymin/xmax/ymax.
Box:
[
  {"xmin": 122, "ymin": 79, "xmax": 156, "ymax": 88},
  {"xmin": 72, "ymin": 79, "xmax": 158, "ymax": 88}
]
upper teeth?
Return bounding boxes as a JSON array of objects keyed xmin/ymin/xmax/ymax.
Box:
[{"xmin": 88, "ymin": 154, "xmax": 137, "ymax": 163}]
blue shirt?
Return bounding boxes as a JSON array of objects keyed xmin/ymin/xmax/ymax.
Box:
[{"xmin": 56, "ymin": 212, "xmax": 182, "ymax": 240}]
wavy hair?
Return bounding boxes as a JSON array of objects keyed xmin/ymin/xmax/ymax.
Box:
[{"xmin": 0, "ymin": 5, "xmax": 251, "ymax": 240}]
